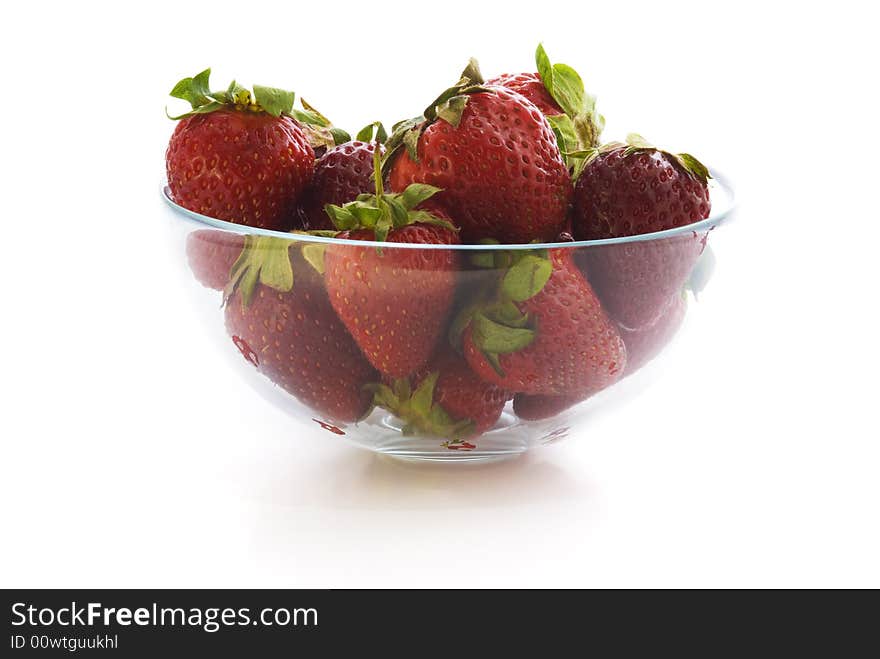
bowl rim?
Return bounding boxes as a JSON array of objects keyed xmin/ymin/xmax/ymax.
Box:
[{"xmin": 162, "ymin": 170, "xmax": 735, "ymax": 251}]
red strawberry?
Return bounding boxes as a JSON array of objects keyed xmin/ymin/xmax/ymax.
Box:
[
  {"xmin": 224, "ymin": 236, "xmax": 377, "ymax": 422},
  {"xmin": 186, "ymin": 230, "xmax": 245, "ymax": 290},
  {"xmin": 165, "ymin": 69, "xmax": 314, "ymax": 230},
  {"xmin": 487, "ymin": 46, "xmax": 604, "ymax": 168},
  {"xmin": 385, "ymin": 59, "xmax": 571, "ymax": 244},
  {"xmin": 572, "ymin": 134, "xmax": 711, "ymax": 329},
  {"xmin": 297, "ymin": 139, "xmax": 385, "ymax": 230},
  {"xmin": 513, "ymin": 293, "xmax": 681, "ymax": 419},
  {"xmin": 486, "ymin": 72, "xmax": 562, "ymax": 116},
  {"xmin": 322, "ymin": 145, "xmax": 461, "ymax": 378},
  {"xmin": 457, "ymin": 247, "xmax": 626, "ymax": 396},
  {"xmin": 619, "ymin": 292, "xmax": 687, "ymax": 376},
  {"xmin": 372, "ymin": 351, "xmax": 510, "ymax": 439}
]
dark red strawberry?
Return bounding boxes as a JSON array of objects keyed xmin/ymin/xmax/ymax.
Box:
[
  {"xmin": 487, "ymin": 45, "xmax": 604, "ymax": 165},
  {"xmin": 456, "ymin": 247, "xmax": 626, "ymax": 396},
  {"xmin": 572, "ymin": 134, "xmax": 711, "ymax": 329},
  {"xmin": 297, "ymin": 140, "xmax": 385, "ymax": 230},
  {"xmin": 385, "ymin": 59, "xmax": 571, "ymax": 244},
  {"xmin": 224, "ymin": 236, "xmax": 378, "ymax": 422},
  {"xmin": 322, "ymin": 145, "xmax": 461, "ymax": 378},
  {"xmin": 372, "ymin": 351, "xmax": 510, "ymax": 439},
  {"xmin": 619, "ymin": 292, "xmax": 687, "ymax": 376},
  {"xmin": 186, "ymin": 230, "xmax": 245, "ymax": 290},
  {"xmin": 513, "ymin": 392, "xmax": 584, "ymax": 421},
  {"xmin": 165, "ymin": 69, "xmax": 314, "ymax": 230}
]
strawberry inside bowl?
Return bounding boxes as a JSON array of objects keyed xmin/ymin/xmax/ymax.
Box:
[
  {"xmin": 162, "ymin": 171, "xmax": 733, "ymax": 462},
  {"xmin": 160, "ymin": 56, "xmax": 733, "ymax": 461}
]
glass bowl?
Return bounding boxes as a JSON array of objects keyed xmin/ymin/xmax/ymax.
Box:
[{"xmin": 163, "ymin": 174, "xmax": 734, "ymax": 462}]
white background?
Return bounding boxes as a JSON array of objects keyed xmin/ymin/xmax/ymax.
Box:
[{"xmin": 1, "ymin": 0, "xmax": 878, "ymax": 587}]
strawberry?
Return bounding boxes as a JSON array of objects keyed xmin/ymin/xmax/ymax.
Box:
[
  {"xmin": 455, "ymin": 246, "xmax": 626, "ymax": 396},
  {"xmin": 385, "ymin": 59, "xmax": 571, "ymax": 244},
  {"xmin": 371, "ymin": 351, "xmax": 510, "ymax": 439},
  {"xmin": 486, "ymin": 72, "xmax": 562, "ymax": 116},
  {"xmin": 572, "ymin": 134, "xmax": 711, "ymax": 329},
  {"xmin": 512, "ymin": 392, "xmax": 583, "ymax": 421},
  {"xmin": 224, "ymin": 236, "xmax": 378, "ymax": 422},
  {"xmin": 513, "ymin": 293, "xmax": 682, "ymax": 419},
  {"xmin": 186, "ymin": 229, "xmax": 245, "ymax": 290},
  {"xmin": 619, "ymin": 292, "xmax": 687, "ymax": 376},
  {"xmin": 297, "ymin": 128, "xmax": 386, "ymax": 230},
  {"xmin": 487, "ymin": 45, "xmax": 604, "ymax": 171},
  {"xmin": 165, "ymin": 69, "xmax": 315, "ymax": 230},
  {"xmin": 322, "ymin": 145, "xmax": 461, "ymax": 378}
]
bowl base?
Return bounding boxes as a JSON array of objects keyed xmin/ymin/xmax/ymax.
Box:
[
  {"xmin": 374, "ymin": 440, "xmax": 528, "ymax": 463},
  {"xmin": 344, "ymin": 411, "xmax": 530, "ymax": 462}
]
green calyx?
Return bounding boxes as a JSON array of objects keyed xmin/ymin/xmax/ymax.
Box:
[
  {"xmin": 567, "ymin": 134, "xmax": 712, "ymax": 185},
  {"xmin": 621, "ymin": 133, "xmax": 712, "ymax": 185},
  {"xmin": 356, "ymin": 121, "xmax": 388, "ymax": 144},
  {"xmin": 167, "ymin": 69, "xmax": 350, "ymax": 147},
  {"xmin": 450, "ymin": 247, "xmax": 552, "ymax": 375},
  {"xmin": 223, "ymin": 235, "xmax": 295, "ymax": 307},
  {"xmin": 381, "ymin": 59, "xmax": 488, "ymax": 177},
  {"xmin": 324, "ymin": 142, "xmax": 456, "ymax": 242},
  {"xmin": 369, "ymin": 374, "xmax": 475, "ymax": 440},
  {"xmin": 290, "ymin": 98, "xmax": 352, "ymax": 148},
  {"xmin": 167, "ymin": 69, "xmax": 295, "ymax": 119},
  {"xmin": 535, "ymin": 44, "xmax": 604, "ymax": 170}
]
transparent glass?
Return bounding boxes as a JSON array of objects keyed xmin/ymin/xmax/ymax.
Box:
[{"xmin": 163, "ymin": 174, "xmax": 734, "ymax": 462}]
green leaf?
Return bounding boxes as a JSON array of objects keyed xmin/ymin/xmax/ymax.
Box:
[
  {"xmin": 549, "ymin": 63, "xmax": 585, "ymax": 119},
  {"xmin": 356, "ymin": 121, "xmax": 389, "ymax": 144},
  {"xmin": 546, "ymin": 114, "xmax": 579, "ymax": 166},
  {"xmin": 625, "ymin": 133, "xmax": 653, "ymax": 149},
  {"xmin": 675, "ymin": 153, "xmax": 711, "ymax": 185},
  {"xmin": 166, "ymin": 101, "xmax": 226, "ymax": 120},
  {"xmin": 170, "ymin": 68, "xmax": 212, "ymax": 109},
  {"xmin": 299, "ymin": 98, "xmax": 331, "ymax": 126},
  {"xmin": 402, "ymin": 127, "xmax": 421, "ymax": 163},
  {"xmin": 535, "ymin": 44, "xmax": 553, "ymax": 96},
  {"xmin": 501, "ymin": 254, "xmax": 552, "ymax": 302},
  {"xmin": 206, "ymin": 89, "xmax": 230, "ymax": 104},
  {"xmin": 410, "ymin": 372, "xmax": 439, "ymax": 417},
  {"xmin": 471, "ymin": 312, "xmax": 536, "ymax": 354},
  {"xmin": 348, "ymin": 204, "xmax": 383, "ymax": 228},
  {"xmin": 448, "ymin": 302, "xmax": 478, "ymax": 349},
  {"xmin": 387, "ymin": 197, "xmax": 411, "ymax": 228},
  {"xmin": 374, "ymin": 212, "xmax": 392, "ymax": 242},
  {"xmin": 460, "ymin": 57, "xmax": 485, "ymax": 85},
  {"xmin": 490, "ymin": 300, "xmax": 530, "ymax": 328},
  {"xmin": 301, "ymin": 244, "xmax": 327, "ymax": 275},
  {"xmin": 369, "ymin": 383, "xmax": 399, "ymax": 411},
  {"xmin": 401, "ymin": 183, "xmax": 442, "ymax": 210},
  {"xmin": 484, "ymin": 351, "xmax": 504, "ymax": 377},
  {"xmin": 434, "ymin": 94, "xmax": 469, "ymax": 128},
  {"xmin": 535, "ymin": 45, "xmax": 602, "ymax": 148},
  {"xmin": 238, "ymin": 260, "xmax": 261, "ymax": 307},
  {"xmin": 365, "ymin": 122, "xmax": 386, "ymax": 143},
  {"xmin": 253, "ymin": 84, "xmax": 295, "ymax": 117},
  {"xmin": 257, "ymin": 239, "xmax": 295, "ymax": 291},
  {"xmin": 290, "ymin": 107, "xmax": 327, "ymax": 126},
  {"xmin": 329, "ymin": 127, "xmax": 351, "ymax": 145},
  {"xmin": 356, "ymin": 124, "xmax": 373, "ymax": 142},
  {"xmin": 324, "ymin": 205, "xmax": 357, "ymax": 230},
  {"xmin": 407, "ymin": 211, "xmax": 457, "ymax": 231}
]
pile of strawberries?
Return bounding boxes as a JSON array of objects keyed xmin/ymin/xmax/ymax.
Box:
[{"xmin": 168, "ymin": 46, "xmax": 713, "ymax": 444}]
